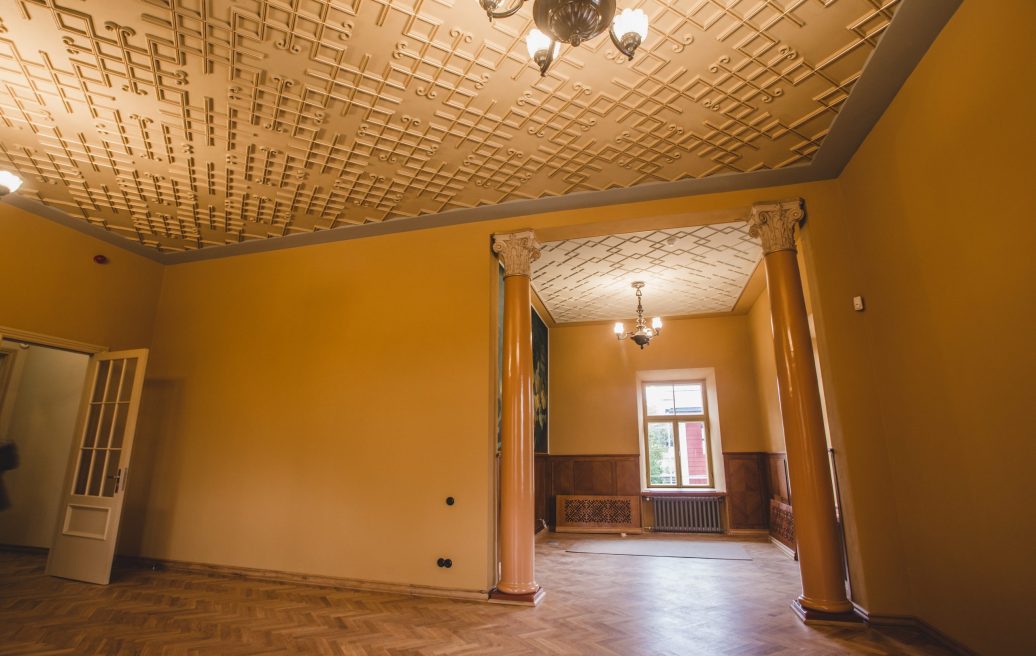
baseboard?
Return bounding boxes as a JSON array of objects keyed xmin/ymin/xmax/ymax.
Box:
[
  {"xmin": 769, "ymin": 537, "xmax": 797, "ymax": 560},
  {"xmin": 725, "ymin": 529, "xmax": 769, "ymax": 538},
  {"xmin": 853, "ymin": 605, "xmax": 978, "ymax": 656},
  {"xmin": 117, "ymin": 555, "xmax": 490, "ymax": 602},
  {"xmin": 0, "ymin": 544, "xmax": 49, "ymax": 556}
]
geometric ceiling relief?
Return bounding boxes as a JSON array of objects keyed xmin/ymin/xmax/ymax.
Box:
[
  {"xmin": 0, "ymin": 0, "xmax": 898, "ymax": 253},
  {"xmin": 531, "ymin": 222, "xmax": 761, "ymax": 323}
]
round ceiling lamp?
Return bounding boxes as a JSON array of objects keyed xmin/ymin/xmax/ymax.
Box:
[{"xmin": 478, "ymin": 0, "xmax": 650, "ymax": 75}]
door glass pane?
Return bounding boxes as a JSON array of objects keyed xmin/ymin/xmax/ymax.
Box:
[
  {"xmin": 644, "ymin": 384, "xmax": 675, "ymax": 416},
  {"xmin": 97, "ymin": 402, "xmax": 116, "ymax": 449},
  {"xmin": 101, "ymin": 451, "xmax": 121, "ymax": 497},
  {"xmin": 104, "ymin": 360, "xmax": 124, "ymax": 403},
  {"xmin": 678, "ymin": 421, "xmax": 709, "ymax": 486},
  {"xmin": 673, "ymin": 383, "xmax": 704, "ymax": 414},
  {"xmin": 74, "ymin": 449, "xmax": 92, "ymax": 495},
  {"xmin": 110, "ymin": 402, "xmax": 129, "ymax": 449},
  {"xmin": 91, "ymin": 361, "xmax": 110, "ymax": 402},
  {"xmin": 88, "ymin": 450, "xmax": 107, "ymax": 496},
  {"xmin": 647, "ymin": 422, "xmax": 677, "ymax": 485},
  {"xmin": 82, "ymin": 405, "xmax": 102, "ymax": 448},
  {"xmin": 118, "ymin": 359, "xmax": 137, "ymax": 402}
]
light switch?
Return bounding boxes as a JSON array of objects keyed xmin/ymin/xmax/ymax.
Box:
[{"xmin": 852, "ymin": 296, "xmax": 865, "ymax": 312}]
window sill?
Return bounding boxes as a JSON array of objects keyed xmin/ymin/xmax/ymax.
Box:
[{"xmin": 641, "ymin": 490, "xmax": 725, "ymax": 498}]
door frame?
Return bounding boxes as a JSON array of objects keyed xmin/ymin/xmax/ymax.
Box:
[{"xmin": 0, "ymin": 326, "xmax": 106, "ymax": 356}]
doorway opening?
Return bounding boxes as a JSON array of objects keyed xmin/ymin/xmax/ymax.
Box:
[{"xmin": 0, "ymin": 339, "xmax": 90, "ymax": 549}]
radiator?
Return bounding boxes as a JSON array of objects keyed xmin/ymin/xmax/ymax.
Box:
[{"xmin": 649, "ymin": 496, "xmax": 724, "ymax": 533}]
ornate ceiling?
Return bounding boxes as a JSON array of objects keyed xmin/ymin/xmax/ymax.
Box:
[
  {"xmin": 0, "ymin": 0, "xmax": 921, "ymax": 256},
  {"xmin": 532, "ymin": 222, "xmax": 760, "ymax": 322}
]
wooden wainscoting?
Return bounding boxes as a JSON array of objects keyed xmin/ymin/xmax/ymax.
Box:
[
  {"xmin": 534, "ymin": 454, "xmax": 640, "ymax": 530},
  {"xmin": 766, "ymin": 453, "xmax": 791, "ymax": 505},
  {"xmin": 722, "ymin": 452, "xmax": 770, "ymax": 531},
  {"xmin": 535, "ymin": 452, "xmax": 795, "ymax": 542},
  {"xmin": 534, "ymin": 453, "xmax": 550, "ymax": 532},
  {"xmin": 765, "ymin": 453, "xmax": 796, "ymax": 556}
]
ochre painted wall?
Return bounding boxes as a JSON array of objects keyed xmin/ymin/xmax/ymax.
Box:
[
  {"xmin": 549, "ymin": 313, "xmax": 767, "ymax": 458},
  {"xmin": 746, "ymin": 292, "xmax": 784, "ymax": 454},
  {"xmin": 0, "ymin": 203, "xmax": 163, "ymax": 349},
  {"xmin": 127, "ymin": 224, "xmax": 499, "ymax": 592},
  {"xmin": 817, "ymin": 0, "xmax": 1036, "ymax": 651},
  {"xmin": 121, "ymin": 182, "xmax": 833, "ymax": 593}
]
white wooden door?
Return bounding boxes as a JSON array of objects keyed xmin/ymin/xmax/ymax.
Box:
[{"xmin": 45, "ymin": 348, "xmax": 148, "ymax": 584}]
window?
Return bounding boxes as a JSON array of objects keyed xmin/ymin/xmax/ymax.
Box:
[{"xmin": 642, "ymin": 381, "xmax": 713, "ymax": 488}]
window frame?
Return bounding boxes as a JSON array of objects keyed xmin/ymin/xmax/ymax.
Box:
[{"xmin": 641, "ymin": 379, "xmax": 715, "ymax": 489}]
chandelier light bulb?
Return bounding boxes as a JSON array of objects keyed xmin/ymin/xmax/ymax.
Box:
[
  {"xmin": 610, "ymin": 7, "xmax": 649, "ymax": 60},
  {"xmin": 652, "ymin": 316, "xmax": 662, "ymax": 330},
  {"xmin": 526, "ymin": 28, "xmax": 555, "ymax": 59},
  {"xmin": 0, "ymin": 170, "xmax": 23, "ymax": 195},
  {"xmin": 613, "ymin": 8, "xmax": 648, "ymax": 41},
  {"xmin": 526, "ymin": 28, "xmax": 560, "ymax": 75},
  {"xmin": 614, "ymin": 322, "xmax": 625, "ymax": 335}
]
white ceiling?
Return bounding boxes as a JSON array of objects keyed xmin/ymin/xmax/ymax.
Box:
[{"xmin": 532, "ymin": 222, "xmax": 760, "ymax": 322}]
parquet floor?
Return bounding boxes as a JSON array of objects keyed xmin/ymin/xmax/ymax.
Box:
[{"xmin": 0, "ymin": 535, "xmax": 955, "ymax": 655}]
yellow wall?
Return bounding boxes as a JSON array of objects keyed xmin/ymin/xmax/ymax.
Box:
[
  {"xmin": 0, "ymin": 203, "xmax": 163, "ymax": 349},
  {"xmin": 125, "ymin": 224, "xmax": 500, "ymax": 592},
  {"xmin": 550, "ymin": 314, "xmax": 767, "ymax": 458},
  {"xmin": 118, "ymin": 182, "xmax": 832, "ymax": 593},
  {"xmin": 746, "ymin": 292, "xmax": 785, "ymax": 454},
  {"xmin": 818, "ymin": 0, "xmax": 1035, "ymax": 651}
]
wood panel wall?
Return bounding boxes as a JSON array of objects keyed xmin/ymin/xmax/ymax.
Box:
[
  {"xmin": 766, "ymin": 453, "xmax": 791, "ymax": 504},
  {"xmin": 534, "ymin": 455, "xmax": 640, "ymax": 530},
  {"xmin": 722, "ymin": 452, "xmax": 769, "ymax": 530},
  {"xmin": 765, "ymin": 453, "xmax": 796, "ymax": 555},
  {"xmin": 534, "ymin": 452, "xmax": 791, "ymax": 536},
  {"xmin": 534, "ymin": 453, "xmax": 550, "ymax": 532}
]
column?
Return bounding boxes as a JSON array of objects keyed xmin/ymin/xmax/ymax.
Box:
[
  {"xmin": 490, "ymin": 230, "xmax": 544, "ymax": 605},
  {"xmin": 747, "ymin": 199, "xmax": 855, "ymax": 621}
]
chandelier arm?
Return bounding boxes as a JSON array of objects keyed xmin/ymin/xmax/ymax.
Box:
[
  {"xmin": 537, "ymin": 40, "xmax": 557, "ymax": 76},
  {"xmin": 608, "ymin": 28, "xmax": 640, "ymax": 61},
  {"xmin": 482, "ymin": 0, "xmax": 530, "ymax": 19},
  {"xmin": 483, "ymin": 0, "xmax": 527, "ymax": 20}
]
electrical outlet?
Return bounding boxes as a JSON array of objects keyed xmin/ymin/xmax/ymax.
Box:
[{"xmin": 852, "ymin": 296, "xmax": 865, "ymax": 311}]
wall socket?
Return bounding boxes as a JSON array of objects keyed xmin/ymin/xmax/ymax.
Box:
[{"xmin": 852, "ymin": 295, "xmax": 865, "ymax": 311}]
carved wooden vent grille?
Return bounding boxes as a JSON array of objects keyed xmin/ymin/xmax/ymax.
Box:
[
  {"xmin": 769, "ymin": 499, "xmax": 796, "ymax": 554},
  {"xmin": 555, "ymin": 495, "xmax": 642, "ymax": 534}
]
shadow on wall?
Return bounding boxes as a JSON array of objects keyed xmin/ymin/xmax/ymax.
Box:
[{"xmin": 117, "ymin": 378, "xmax": 184, "ymax": 561}]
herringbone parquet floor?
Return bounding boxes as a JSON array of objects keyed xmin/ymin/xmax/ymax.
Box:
[{"xmin": 0, "ymin": 535, "xmax": 955, "ymax": 655}]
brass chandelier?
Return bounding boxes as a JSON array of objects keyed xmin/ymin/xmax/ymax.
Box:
[
  {"xmin": 614, "ymin": 281, "xmax": 662, "ymax": 349},
  {"xmin": 478, "ymin": 0, "xmax": 649, "ymax": 76}
]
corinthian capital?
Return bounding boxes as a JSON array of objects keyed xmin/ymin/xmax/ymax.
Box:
[
  {"xmin": 492, "ymin": 230, "xmax": 541, "ymax": 277},
  {"xmin": 747, "ymin": 199, "xmax": 806, "ymax": 254}
]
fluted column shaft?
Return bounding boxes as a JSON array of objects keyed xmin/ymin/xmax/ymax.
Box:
[{"xmin": 749, "ymin": 199, "xmax": 852, "ymax": 615}]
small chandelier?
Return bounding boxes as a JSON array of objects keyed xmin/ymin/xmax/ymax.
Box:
[
  {"xmin": 478, "ymin": 0, "xmax": 650, "ymax": 76},
  {"xmin": 614, "ymin": 281, "xmax": 662, "ymax": 349}
]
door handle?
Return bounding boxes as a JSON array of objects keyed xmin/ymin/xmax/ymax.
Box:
[{"xmin": 106, "ymin": 467, "xmax": 127, "ymax": 494}]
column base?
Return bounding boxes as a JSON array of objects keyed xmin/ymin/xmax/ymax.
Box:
[
  {"xmin": 488, "ymin": 586, "xmax": 545, "ymax": 606},
  {"xmin": 791, "ymin": 599, "xmax": 865, "ymax": 626}
]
